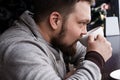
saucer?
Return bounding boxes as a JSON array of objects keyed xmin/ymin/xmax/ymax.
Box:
[{"xmin": 110, "ymin": 69, "xmax": 120, "ymax": 80}]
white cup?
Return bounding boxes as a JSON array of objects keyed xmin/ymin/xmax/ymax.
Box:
[
  {"xmin": 110, "ymin": 69, "xmax": 120, "ymax": 80},
  {"xmin": 79, "ymin": 27, "xmax": 104, "ymax": 47}
]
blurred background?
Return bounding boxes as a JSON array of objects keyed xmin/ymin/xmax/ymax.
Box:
[{"xmin": 0, "ymin": 0, "xmax": 120, "ymax": 34}]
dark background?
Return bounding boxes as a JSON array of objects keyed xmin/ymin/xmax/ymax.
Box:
[{"xmin": 0, "ymin": 0, "xmax": 119, "ymax": 33}]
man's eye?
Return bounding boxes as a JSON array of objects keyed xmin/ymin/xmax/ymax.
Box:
[{"xmin": 79, "ymin": 22, "xmax": 87, "ymax": 26}]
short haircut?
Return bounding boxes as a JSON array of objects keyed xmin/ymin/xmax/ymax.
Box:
[{"xmin": 32, "ymin": 0, "xmax": 95, "ymax": 23}]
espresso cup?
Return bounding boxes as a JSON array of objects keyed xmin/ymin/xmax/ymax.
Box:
[{"xmin": 79, "ymin": 27, "xmax": 104, "ymax": 47}]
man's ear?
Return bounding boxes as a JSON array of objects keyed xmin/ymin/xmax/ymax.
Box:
[{"xmin": 49, "ymin": 12, "xmax": 62, "ymax": 30}]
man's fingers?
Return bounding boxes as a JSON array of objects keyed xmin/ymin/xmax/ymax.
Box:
[{"xmin": 88, "ymin": 34, "xmax": 95, "ymax": 42}]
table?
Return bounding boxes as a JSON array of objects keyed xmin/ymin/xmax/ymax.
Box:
[{"xmin": 102, "ymin": 35, "xmax": 120, "ymax": 80}]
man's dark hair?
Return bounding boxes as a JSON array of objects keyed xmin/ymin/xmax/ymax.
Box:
[{"xmin": 32, "ymin": 0, "xmax": 95, "ymax": 23}]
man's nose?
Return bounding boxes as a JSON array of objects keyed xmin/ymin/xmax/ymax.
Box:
[{"xmin": 82, "ymin": 26, "xmax": 87, "ymax": 35}]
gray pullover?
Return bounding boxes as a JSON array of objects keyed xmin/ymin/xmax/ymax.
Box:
[{"xmin": 0, "ymin": 11, "xmax": 102, "ymax": 80}]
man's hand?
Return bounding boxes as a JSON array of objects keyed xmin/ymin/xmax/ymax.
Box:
[{"xmin": 87, "ymin": 34, "xmax": 112, "ymax": 62}]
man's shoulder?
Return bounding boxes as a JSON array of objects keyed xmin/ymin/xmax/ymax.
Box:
[{"xmin": 0, "ymin": 31, "xmax": 48, "ymax": 61}]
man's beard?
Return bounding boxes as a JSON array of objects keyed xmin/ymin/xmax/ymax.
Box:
[{"xmin": 51, "ymin": 25, "xmax": 76, "ymax": 57}]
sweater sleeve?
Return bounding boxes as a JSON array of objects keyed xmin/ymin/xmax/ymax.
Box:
[
  {"xmin": 65, "ymin": 43, "xmax": 103, "ymax": 80},
  {"xmin": 85, "ymin": 51, "xmax": 105, "ymax": 70},
  {"xmin": 66, "ymin": 60, "xmax": 102, "ymax": 80}
]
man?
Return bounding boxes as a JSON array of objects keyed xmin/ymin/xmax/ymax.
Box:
[{"xmin": 0, "ymin": 0, "xmax": 112, "ymax": 80}]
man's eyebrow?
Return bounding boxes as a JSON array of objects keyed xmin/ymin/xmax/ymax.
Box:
[{"xmin": 79, "ymin": 19, "xmax": 91, "ymax": 24}]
